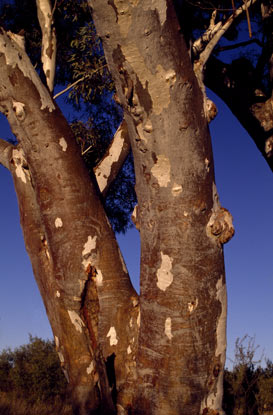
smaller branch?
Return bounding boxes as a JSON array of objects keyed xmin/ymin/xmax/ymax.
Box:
[
  {"xmin": 53, "ymin": 75, "xmax": 88, "ymax": 99},
  {"xmin": 197, "ymin": 0, "xmax": 258, "ymax": 69},
  {"xmin": 53, "ymin": 65, "xmax": 107, "ymax": 100},
  {"xmin": 36, "ymin": 0, "xmax": 57, "ymax": 92},
  {"xmin": 0, "ymin": 139, "xmax": 14, "ymax": 170},
  {"xmin": 243, "ymin": 0, "xmax": 252, "ymax": 38},
  {"xmin": 215, "ymin": 38, "xmax": 262, "ymax": 52},
  {"xmin": 94, "ymin": 120, "xmax": 130, "ymax": 197}
]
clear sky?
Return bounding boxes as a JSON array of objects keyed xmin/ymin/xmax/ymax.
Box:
[{"xmin": 0, "ymin": 90, "xmax": 272, "ymax": 368}]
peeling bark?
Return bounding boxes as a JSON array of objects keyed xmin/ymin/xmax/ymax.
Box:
[
  {"xmin": 91, "ymin": 1, "xmax": 233, "ymax": 414},
  {"xmin": 36, "ymin": 0, "xmax": 57, "ymax": 92},
  {"xmin": 94, "ymin": 120, "xmax": 130, "ymax": 197},
  {"xmin": 0, "ymin": 27, "xmax": 138, "ymax": 414}
]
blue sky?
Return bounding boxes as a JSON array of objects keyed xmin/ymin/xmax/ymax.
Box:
[{"xmin": 0, "ymin": 90, "xmax": 272, "ymax": 367}]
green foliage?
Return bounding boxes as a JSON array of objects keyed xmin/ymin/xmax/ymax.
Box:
[{"xmin": 0, "ymin": 335, "xmax": 67, "ymax": 404}]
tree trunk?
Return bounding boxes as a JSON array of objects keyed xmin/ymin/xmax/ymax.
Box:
[
  {"xmin": 0, "ymin": 29, "xmax": 138, "ymax": 415},
  {"xmin": 0, "ymin": 1, "xmax": 235, "ymax": 413},
  {"xmin": 91, "ymin": 1, "xmax": 234, "ymax": 414}
]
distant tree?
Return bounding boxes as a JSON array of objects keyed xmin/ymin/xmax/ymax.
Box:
[
  {"xmin": 0, "ymin": 336, "xmax": 67, "ymax": 403},
  {"xmin": 223, "ymin": 336, "xmax": 262, "ymax": 415}
]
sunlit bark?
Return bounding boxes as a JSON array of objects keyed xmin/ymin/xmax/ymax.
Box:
[
  {"xmin": 91, "ymin": 1, "xmax": 234, "ymax": 414},
  {"xmin": 0, "ymin": 28, "xmax": 138, "ymax": 415}
]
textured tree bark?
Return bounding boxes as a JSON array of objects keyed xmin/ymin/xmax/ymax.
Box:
[
  {"xmin": 0, "ymin": 29, "xmax": 138, "ymax": 415},
  {"xmin": 0, "ymin": 0, "xmax": 239, "ymax": 412},
  {"xmin": 91, "ymin": 1, "xmax": 234, "ymax": 414}
]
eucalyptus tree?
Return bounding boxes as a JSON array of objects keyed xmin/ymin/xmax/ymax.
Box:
[{"xmin": 0, "ymin": 1, "xmax": 263, "ymax": 414}]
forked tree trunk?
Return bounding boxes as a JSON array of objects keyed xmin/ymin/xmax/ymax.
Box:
[{"xmin": 0, "ymin": 1, "xmax": 234, "ymax": 414}]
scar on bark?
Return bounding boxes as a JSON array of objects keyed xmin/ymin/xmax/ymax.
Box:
[
  {"xmin": 207, "ymin": 207, "xmax": 234, "ymax": 244},
  {"xmin": 81, "ymin": 264, "xmax": 116, "ymax": 412}
]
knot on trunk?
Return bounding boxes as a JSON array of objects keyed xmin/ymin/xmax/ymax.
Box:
[
  {"xmin": 265, "ymin": 136, "xmax": 273, "ymax": 158},
  {"xmin": 206, "ymin": 98, "xmax": 217, "ymax": 123},
  {"xmin": 207, "ymin": 207, "xmax": 234, "ymax": 244}
]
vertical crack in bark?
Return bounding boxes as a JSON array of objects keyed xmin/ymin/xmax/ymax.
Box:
[{"xmin": 81, "ymin": 264, "xmax": 116, "ymax": 414}]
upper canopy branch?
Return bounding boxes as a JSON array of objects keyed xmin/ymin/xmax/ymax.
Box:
[
  {"xmin": 193, "ymin": 0, "xmax": 258, "ymax": 71},
  {"xmin": 0, "ymin": 139, "xmax": 14, "ymax": 170},
  {"xmin": 36, "ymin": 0, "xmax": 57, "ymax": 92}
]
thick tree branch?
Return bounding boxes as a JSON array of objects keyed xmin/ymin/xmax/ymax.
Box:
[
  {"xmin": 36, "ymin": 0, "xmax": 57, "ymax": 92},
  {"xmin": 205, "ymin": 56, "xmax": 273, "ymax": 172},
  {"xmin": 94, "ymin": 120, "xmax": 130, "ymax": 197},
  {"xmin": 0, "ymin": 139, "xmax": 14, "ymax": 170}
]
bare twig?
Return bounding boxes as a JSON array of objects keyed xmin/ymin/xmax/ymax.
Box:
[
  {"xmin": 53, "ymin": 75, "xmax": 88, "ymax": 99},
  {"xmin": 53, "ymin": 65, "xmax": 107, "ymax": 100},
  {"xmin": 215, "ymin": 38, "xmax": 262, "ymax": 52}
]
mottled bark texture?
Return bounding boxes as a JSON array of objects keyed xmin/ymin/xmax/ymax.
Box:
[
  {"xmin": 91, "ymin": 1, "xmax": 233, "ymax": 414},
  {"xmin": 0, "ymin": 0, "xmax": 238, "ymax": 413},
  {"xmin": 0, "ymin": 29, "xmax": 138, "ymax": 415}
]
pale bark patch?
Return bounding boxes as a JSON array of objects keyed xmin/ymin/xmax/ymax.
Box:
[
  {"xmin": 0, "ymin": 32, "xmax": 55, "ymax": 111},
  {"xmin": 151, "ymin": 155, "xmax": 171, "ymax": 187},
  {"xmin": 54, "ymin": 336, "xmax": 59, "ymax": 348},
  {"xmin": 137, "ymin": 311, "xmax": 141, "ymax": 327},
  {"xmin": 86, "ymin": 361, "xmax": 94, "ymax": 375},
  {"xmin": 12, "ymin": 148, "xmax": 29, "ymax": 184},
  {"xmin": 95, "ymin": 132, "xmax": 124, "ymax": 192},
  {"xmin": 121, "ymin": 44, "xmax": 175, "ymax": 114},
  {"xmin": 36, "ymin": 0, "xmax": 57, "ymax": 92},
  {"xmin": 127, "ymin": 345, "xmax": 132, "ymax": 354},
  {"xmin": 67, "ymin": 310, "xmax": 85, "ymax": 333},
  {"xmin": 172, "ymin": 183, "xmax": 182, "ymax": 196},
  {"xmin": 107, "ymin": 326, "xmax": 118, "ymax": 346},
  {"xmin": 156, "ymin": 252, "xmax": 173, "ymax": 291},
  {"xmin": 12, "ymin": 101, "xmax": 25, "ymax": 121},
  {"xmin": 55, "ymin": 290, "xmax": 60, "ymax": 297},
  {"xmin": 188, "ymin": 298, "xmax": 198, "ymax": 313},
  {"xmin": 58, "ymin": 351, "xmax": 65, "ymax": 363},
  {"xmin": 55, "ymin": 217, "xmax": 63, "ymax": 228},
  {"xmin": 164, "ymin": 317, "xmax": 173, "ymax": 340},
  {"xmin": 82, "ymin": 235, "xmax": 97, "ymax": 268},
  {"xmin": 96, "ymin": 269, "xmax": 103, "ymax": 287},
  {"xmin": 59, "ymin": 137, "xmax": 67, "ymax": 152},
  {"xmin": 205, "ymin": 158, "xmax": 210, "ymax": 172}
]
